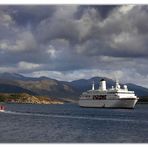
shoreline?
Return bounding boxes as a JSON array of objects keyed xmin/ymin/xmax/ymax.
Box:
[
  {"xmin": 0, "ymin": 101, "xmax": 64, "ymax": 105},
  {"xmin": 0, "ymin": 93, "xmax": 64, "ymax": 105},
  {"xmin": 138, "ymin": 102, "xmax": 148, "ymax": 104}
]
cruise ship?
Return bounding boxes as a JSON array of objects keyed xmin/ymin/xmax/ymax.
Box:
[{"xmin": 78, "ymin": 79, "xmax": 139, "ymax": 108}]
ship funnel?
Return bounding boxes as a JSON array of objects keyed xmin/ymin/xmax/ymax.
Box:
[{"xmin": 99, "ymin": 79, "xmax": 106, "ymax": 91}]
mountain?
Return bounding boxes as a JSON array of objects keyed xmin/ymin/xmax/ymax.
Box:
[
  {"xmin": 0, "ymin": 72, "xmax": 53, "ymax": 81},
  {"xmin": 0, "ymin": 72, "xmax": 148, "ymax": 101},
  {"xmin": 0, "ymin": 72, "xmax": 25, "ymax": 80},
  {"xmin": 0, "ymin": 83, "xmax": 36, "ymax": 95},
  {"xmin": 125, "ymin": 83, "xmax": 148, "ymax": 96},
  {"xmin": 0, "ymin": 72, "xmax": 78, "ymax": 99},
  {"xmin": 70, "ymin": 77, "xmax": 115, "ymax": 93}
]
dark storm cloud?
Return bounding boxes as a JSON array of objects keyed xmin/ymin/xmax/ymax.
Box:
[
  {"xmin": 74, "ymin": 5, "xmax": 117, "ymax": 19},
  {"xmin": 0, "ymin": 5, "xmax": 148, "ymax": 87},
  {"xmin": 36, "ymin": 18, "xmax": 79, "ymax": 44},
  {"xmin": 3, "ymin": 5, "xmax": 56, "ymax": 27},
  {"xmin": 76, "ymin": 5, "xmax": 148, "ymax": 58},
  {"xmin": 92, "ymin": 5, "xmax": 118, "ymax": 18}
]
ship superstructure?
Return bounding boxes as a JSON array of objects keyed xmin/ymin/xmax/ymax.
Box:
[{"xmin": 78, "ymin": 79, "xmax": 139, "ymax": 108}]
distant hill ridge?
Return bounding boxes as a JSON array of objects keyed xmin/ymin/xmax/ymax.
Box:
[{"xmin": 0, "ymin": 72, "xmax": 148, "ymax": 101}]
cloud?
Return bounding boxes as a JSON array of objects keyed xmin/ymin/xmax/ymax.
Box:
[
  {"xmin": 5, "ymin": 5, "xmax": 56, "ymax": 27},
  {"xmin": 18, "ymin": 61, "xmax": 41, "ymax": 70},
  {"xmin": 36, "ymin": 15, "xmax": 79, "ymax": 44},
  {"xmin": 0, "ymin": 61, "xmax": 41, "ymax": 73},
  {"xmin": 0, "ymin": 5, "xmax": 148, "ymax": 87},
  {"xmin": 118, "ymin": 5, "xmax": 135, "ymax": 14},
  {"xmin": 0, "ymin": 31, "xmax": 37, "ymax": 52},
  {"xmin": 0, "ymin": 12, "xmax": 13, "ymax": 27},
  {"xmin": 53, "ymin": 5, "xmax": 78, "ymax": 19}
]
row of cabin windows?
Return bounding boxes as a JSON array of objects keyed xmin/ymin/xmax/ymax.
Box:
[
  {"xmin": 83, "ymin": 95, "xmax": 91, "ymax": 98},
  {"xmin": 82, "ymin": 95, "xmax": 106, "ymax": 99},
  {"xmin": 93, "ymin": 95, "xmax": 106, "ymax": 100}
]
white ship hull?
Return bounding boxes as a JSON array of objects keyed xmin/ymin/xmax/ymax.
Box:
[{"xmin": 78, "ymin": 99, "xmax": 138, "ymax": 109}]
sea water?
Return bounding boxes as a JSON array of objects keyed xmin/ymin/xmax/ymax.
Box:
[{"xmin": 0, "ymin": 103, "xmax": 148, "ymax": 143}]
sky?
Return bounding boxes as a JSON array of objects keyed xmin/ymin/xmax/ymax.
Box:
[{"xmin": 0, "ymin": 5, "xmax": 148, "ymax": 87}]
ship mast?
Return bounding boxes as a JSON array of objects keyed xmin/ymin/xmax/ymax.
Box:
[{"xmin": 92, "ymin": 81, "xmax": 95, "ymax": 90}]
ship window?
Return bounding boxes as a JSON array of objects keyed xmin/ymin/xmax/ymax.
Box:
[{"xmin": 93, "ymin": 95, "xmax": 106, "ymax": 100}]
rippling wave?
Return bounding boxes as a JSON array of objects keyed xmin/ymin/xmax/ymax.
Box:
[{"xmin": 2, "ymin": 110, "xmax": 148, "ymax": 123}]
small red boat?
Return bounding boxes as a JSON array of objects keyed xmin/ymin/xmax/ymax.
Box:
[{"xmin": 0, "ymin": 105, "xmax": 5, "ymax": 112}]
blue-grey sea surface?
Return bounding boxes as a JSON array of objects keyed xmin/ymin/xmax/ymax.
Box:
[{"xmin": 0, "ymin": 103, "xmax": 148, "ymax": 143}]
